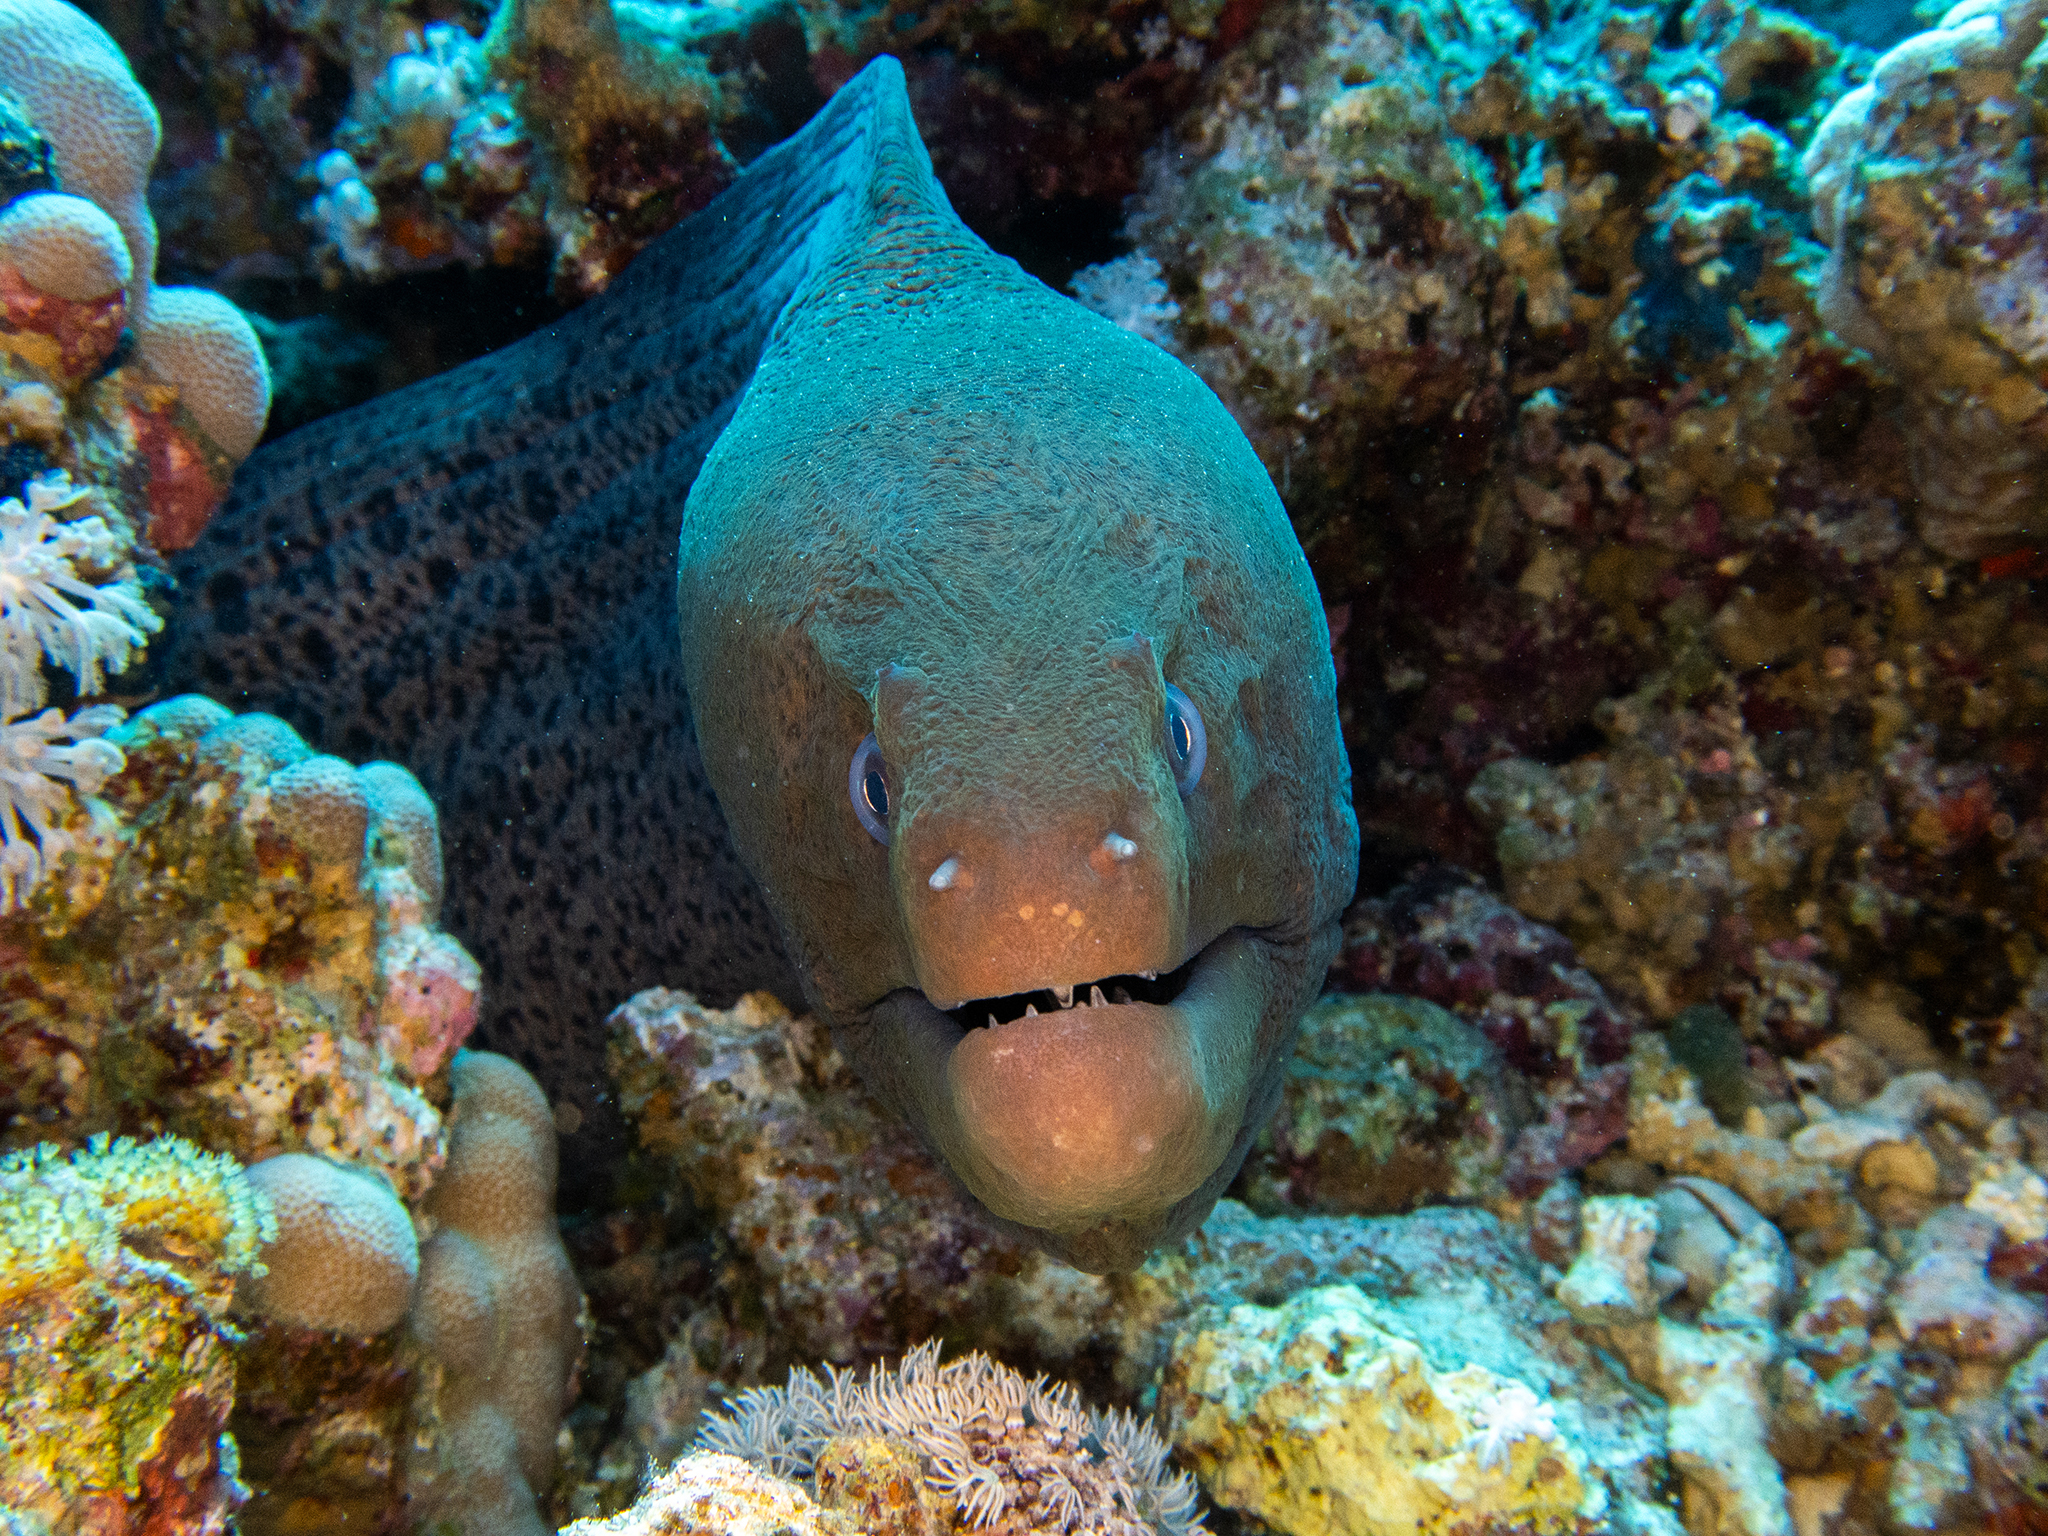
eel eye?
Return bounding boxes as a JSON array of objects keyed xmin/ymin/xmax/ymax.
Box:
[
  {"xmin": 1164, "ymin": 684, "xmax": 1207, "ymax": 793},
  {"xmin": 849, "ymin": 732, "xmax": 892, "ymax": 844}
]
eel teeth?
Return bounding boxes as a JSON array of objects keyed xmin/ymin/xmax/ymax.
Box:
[
  {"xmin": 1139, "ymin": 969, "xmax": 1158, "ymax": 981},
  {"xmin": 987, "ymin": 1013, "xmax": 999, "ymax": 1029},
  {"xmin": 1054, "ymin": 984, "xmax": 1074, "ymax": 1009},
  {"xmin": 1113, "ymin": 986, "xmax": 1132, "ymax": 1005},
  {"xmin": 1090, "ymin": 984, "xmax": 1107, "ymax": 1008},
  {"xmin": 1025, "ymin": 1003, "xmax": 1038, "ymax": 1017}
]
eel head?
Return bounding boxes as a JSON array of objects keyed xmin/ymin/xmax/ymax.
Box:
[{"xmin": 676, "ymin": 65, "xmax": 1356, "ymax": 1269}]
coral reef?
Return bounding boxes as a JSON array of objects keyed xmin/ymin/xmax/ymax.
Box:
[
  {"xmin": 238, "ymin": 1150, "xmax": 420, "ymax": 1337},
  {"xmin": 20, "ymin": 0, "xmax": 2048, "ymax": 1530},
  {"xmin": 1162, "ymin": 1283, "xmax": 1602, "ymax": 1535},
  {"xmin": 403, "ymin": 1049, "xmax": 583, "ymax": 1536},
  {"xmin": 135, "ymin": 0, "xmax": 1218, "ymax": 303},
  {"xmin": 0, "ymin": 0, "xmax": 269, "ymax": 551},
  {"xmin": 0, "ymin": 1132, "xmax": 274, "ymax": 1534},
  {"xmin": 1111, "ymin": 1200, "xmax": 1676, "ymax": 1532},
  {"xmin": 1802, "ymin": 0, "xmax": 2048, "ymax": 557},
  {"xmin": 1555, "ymin": 1026, "xmax": 2048, "ymax": 1534},
  {"xmin": 698, "ymin": 1341, "xmax": 1204, "ymax": 1535},
  {"xmin": 560, "ymin": 1452, "xmax": 855, "ymax": 1536},
  {"xmin": 1232, "ymin": 991, "xmax": 1520, "ymax": 1216},
  {"xmin": 0, "ymin": 693, "xmax": 477, "ymax": 1204},
  {"xmin": 1335, "ymin": 871, "xmax": 1637, "ymax": 1194},
  {"xmin": 606, "ymin": 989, "xmax": 1117, "ymax": 1369},
  {"xmin": 1078, "ymin": 0, "xmax": 1856, "ymax": 588},
  {"xmin": 0, "ymin": 466, "xmax": 154, "ymax": 908}
]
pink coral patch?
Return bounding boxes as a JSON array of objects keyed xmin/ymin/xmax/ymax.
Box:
[
  {"xmin": 0, "ymin": 261, "xmax": 125, "ymax": 382},
  {"xmin": 375, "ymin": 926, "xmax": 480, "ymax": 1079},
  {"xmin": 126, "ymin": 399, "xmax": 225, "ymax": 551}
]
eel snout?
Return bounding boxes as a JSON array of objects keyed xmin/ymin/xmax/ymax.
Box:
[
  {"xmin": 873, "ymin": 926, "xmax": 1265, "ymax": 1262},
  {"xmin": 900, "ymin": 803, "xmax": 1187, "ymax": 1012}
]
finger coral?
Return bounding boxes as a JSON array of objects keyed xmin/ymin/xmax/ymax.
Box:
[
  {"xmin": 0, "ymin": 1132, "xmax": 274, "ymax": 1534},
  {"xmin": 238, "ymin": 1151, "xmax": 421, "ymax": 1338},
  {"xmin": 698, "ymin": 1340, "xmax": 1205, "ymax": 1535},
  {"xmin": 0, "ymin": 694, "xmax": 478, "ymax": 1203},
  {"xmin": 404, "ymin": 1050, "xmax": 583, "ymax": 1536}
]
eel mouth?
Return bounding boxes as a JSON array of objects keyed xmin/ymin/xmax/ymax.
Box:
[
  {"xmin": 878, "ymin": 926, "xmax": 1261, "ymax": 1242},
  {"xmin": 943, "ymin": 952, "xmax": 1196, "ymax": 1030}
]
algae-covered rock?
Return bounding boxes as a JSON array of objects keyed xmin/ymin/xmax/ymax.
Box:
[
  {"xmin": 0, "ymin": 695, "xmax": 477, "ymax": 1203},
  {"xmin": 1115, "ymin": 1202, "xmax": 1678, "ymax": 1535},
  {"xmin": 1236, "ymin": 992, "xmax": 1519, "ymax": 1215},
  {"xmin": 0, "ymin": 1133, "xmax": 274, "ymax": 1533},
  {"xmin": 1160, "ymin": 1284, "xmax": 1604, "ymax": 1536}
]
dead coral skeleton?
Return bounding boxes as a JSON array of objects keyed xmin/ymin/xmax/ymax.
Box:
[{"xmin": 695, "ymin": 1340, "xmax": 1205, "ymax": 1534}]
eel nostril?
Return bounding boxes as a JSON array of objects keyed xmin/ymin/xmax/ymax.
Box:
[
  {"xmin": 1102, "ymin": 832, "xmax": 1138, "ymax": 862},
  {"xmin": 929, "ymin": 855, "xmax": 964, "ymax": 891}
]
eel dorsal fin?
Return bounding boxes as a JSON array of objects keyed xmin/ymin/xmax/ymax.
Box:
[{"xmin": 154, "ymin": 57, "xmax": 936, "ymax": 1154}]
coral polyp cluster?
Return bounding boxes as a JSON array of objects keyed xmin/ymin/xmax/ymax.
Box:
[
  {"xmin": 697, "ymin": 1341, "xmax": 1204, "ymax": 1535},
  {"xmin": 0, "ymin": 1132, "xmax": 274, "ymax": 1534}
]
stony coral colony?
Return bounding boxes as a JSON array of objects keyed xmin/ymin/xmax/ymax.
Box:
[{"xmin": 5, "ymin": 0, "xmax": 2048, "ymax": 1529}]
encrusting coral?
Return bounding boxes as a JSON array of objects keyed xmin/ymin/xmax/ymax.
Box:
[
  {"xmin": 0, "ymin": 0, "xmax": 270, "ymax": 553},
  {"xmin": 0, "ymin": 1132, "xmax": 275, "ymax": 1534},
  {"xmin": 0, "ymin": 692, "xmax": 479, "ymax": 1204},
  {"xmin": 403, "ymin": 1049, "xmax": 584, "ymax": 1536},
  {"xmin": 697, "ymin": 1340, "xmax": 1205, "ymax": 1536}
]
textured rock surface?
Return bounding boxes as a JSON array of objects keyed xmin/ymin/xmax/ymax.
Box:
[
  {"xmin": 1162, "ymin": 1284, "xmax": 1606, "ymax": 1535},
  {"xmin": 1235, "ymin": 992, "xmax": 1519, "ymax": 1216},
  {"xmin": 1802, "ymin": 0, "xmax": 2048, "ymax": 558},
  {"xmin": 0, "ymin": 1134, "xmax": 273, "ymax": 1535},
  {"xmin": 0, "ymin": 694, "xmax": 476, "ymax": 1204}
]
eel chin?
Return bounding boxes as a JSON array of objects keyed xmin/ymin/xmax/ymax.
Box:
[{"xmin": 863, "ymin": 927, "xmax": 1268, "ymax": 1266}]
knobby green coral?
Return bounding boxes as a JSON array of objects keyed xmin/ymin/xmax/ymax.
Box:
[{"xmin": 0, "ymin": 1134, "xmax": 274, "ymax": 1530}]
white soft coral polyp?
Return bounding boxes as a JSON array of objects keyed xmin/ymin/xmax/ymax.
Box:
[
  {"xmin": 0, "ymin": 702, "xmax": 122, "ymax": 909},
  {"xmin": 0, "ymin": 472, "xmax": 161, "ymax": 718}
]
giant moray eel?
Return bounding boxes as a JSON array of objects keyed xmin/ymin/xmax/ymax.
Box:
[{"xmin": 159, "ymin": 59, "xmax": 1359, "ymax": 1270}]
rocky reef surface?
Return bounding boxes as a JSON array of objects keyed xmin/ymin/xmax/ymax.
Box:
[{"xmin": 3, "ymin": 0, "xmax": 2048, "ymax": 1527}]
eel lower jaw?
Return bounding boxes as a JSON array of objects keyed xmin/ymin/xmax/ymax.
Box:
[{"xmin": 873, "ymin": 927, "xmax": 1266, "ymax": 1239}]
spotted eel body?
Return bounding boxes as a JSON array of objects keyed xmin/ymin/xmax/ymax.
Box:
[{"xmin": 160, "ymin": 60, "xmax": 1359, "ymax": 1266}]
